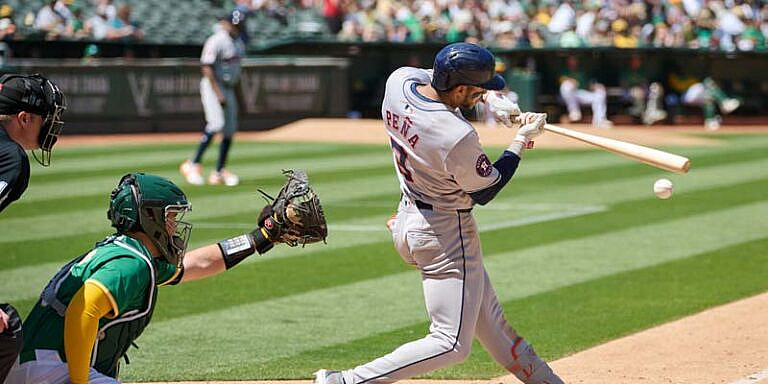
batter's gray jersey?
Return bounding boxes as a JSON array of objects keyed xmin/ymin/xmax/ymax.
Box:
[
  {"xmin": 201, "ymin": 26, "xmax": 244, "ymax": 87},
  {"xmin": 338, "ymin": 66, "xmax": 563, "ymax": 384},
  {"xmin": 382, "ymin": 67, "xmax": 501, "ymax": 210}
]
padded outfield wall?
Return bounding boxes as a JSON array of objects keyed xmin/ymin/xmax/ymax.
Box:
[{"xmin": 0, "ymin": 57, "xmax": 349, "ymax": 134}]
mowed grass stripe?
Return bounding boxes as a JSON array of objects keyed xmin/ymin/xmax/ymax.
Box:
[
  {"xmin": 20, "ymin": 152, "xmax": 394, "ymax": 202},
  {"xmin": 6, "ymin": 173, "xmax": 765, "ymax": 302},
  {"xmin": 33, "ymin": 145, "xmax": 391, "ymax": 185},
  {"xmin": 3, "ymin": 162, "xmax": 767, "ymax": 288},
  {"xmin": 9, "ymin": 136, "xmax": 765, "ymax": 221},
  {"xmin": 15, "ymin": 136, "xmax": 768, "ymax": 213},
  {"xmin": 225, "ymin": 237, "xmax": 768, "ymax": 381},
  {"xmin": 2, "ymin": 162, "xmax": 397, "ymax": 219},
  {"xmin": 118, "ymin": 201, "xmax": 768, "ymax": 379},
  {"xmin": 0, "ymin": 173, "xmax": 402, "ymax": 243},
  {"xmin": 50, "ymin": 141, "xmax": 378, "ymax": 162},
  {"xmin": 34, "ymin": 143, "xmax": 344, "ymax": 175},
  {"xmin": 5, "ymin": 150, "xmax": 768, "ymax": 242}
]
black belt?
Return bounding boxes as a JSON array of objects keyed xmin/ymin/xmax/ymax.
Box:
[{"xmin": 414, "ymin": 199, "xmax": 472, "ymax": 213}]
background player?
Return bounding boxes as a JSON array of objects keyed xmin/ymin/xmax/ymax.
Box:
[
  {"xmin": 558, "ymin": 55, "xmax": 612, "ymax": 129},
  {"xmin": 315, "ymin": 43, "xmax": 563, "ymax": 384},
  {"xmin": 180, "ymin": 10, "xmax": 246, "ymax": 186},
  {"xmin": 7, "ymin": 171, "xmax": 323, "ymax": 384},
  {"xmin": 0, "ymin": 73, "xmax": 65, "ymax": 383},
  {"xmin": 667, "ymin": 65, "xmax": 740, "ymax": 131}
]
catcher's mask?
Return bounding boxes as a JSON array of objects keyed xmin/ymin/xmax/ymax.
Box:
[
  {"xmin": 108, "ymin": 173, "xmax": 193, "ymax": 267},
  {"xmin": 0, "ymin": 73, "xmax": 66, "ymax": 166}
]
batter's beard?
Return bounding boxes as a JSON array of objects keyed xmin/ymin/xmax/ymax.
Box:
[{"xmin": 461, "ymin": 100, "xmax": 479, "ymax": 110}]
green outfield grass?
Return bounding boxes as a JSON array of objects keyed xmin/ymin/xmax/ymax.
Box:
[{"xmin": 2, "ymin": 133, "xmax": 768, "ymax": 381}]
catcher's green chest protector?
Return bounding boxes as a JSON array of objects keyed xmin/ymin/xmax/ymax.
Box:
[{"xmin": 41, "ymin": 238, "xmax": 159, "ymax": 378}]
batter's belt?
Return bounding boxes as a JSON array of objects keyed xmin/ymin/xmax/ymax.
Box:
[{"xmin": 403, "ymin": 198, "xmax": 472, "ymax": 213}]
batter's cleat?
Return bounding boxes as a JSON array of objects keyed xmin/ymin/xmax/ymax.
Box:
[
  {"xmin": 208, "ymin": 169, "xmax": 240, "ymax": 186},
  {"xmin": 180, "ymin": 160, "xmax": 204, "ymax": 186},
  {"xmin": 314, "ymin": 369, "xmax": 344, "ymax": 384},
  {"xmin": 720, "ymin": 98, "xmax": 740, "ymax": 114}
]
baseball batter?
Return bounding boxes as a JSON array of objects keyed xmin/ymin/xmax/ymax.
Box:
[
  {"xmin": 315, "ymin": 43, "xmax": 563, "ymax": 384},
  {"xmin": 180, "ymin": 10, "xmax": 246, "ymax": 186}
]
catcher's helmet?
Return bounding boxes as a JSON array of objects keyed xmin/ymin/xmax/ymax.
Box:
[
  {"xmin": 108, "ymin": 173, "xmax": 192, "ymax": 267},
  {"xmin": 0, "ymin": 73, "xmax": 66, "ymax": 166},
  {"xmin": 431, "ymin": 43, "xmax": 506, "ymax": 92}
]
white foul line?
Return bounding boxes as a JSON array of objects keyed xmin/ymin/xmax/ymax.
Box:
[{"xmin": 730, "ymin": 369, "xmax": 768, "ymax": 384}]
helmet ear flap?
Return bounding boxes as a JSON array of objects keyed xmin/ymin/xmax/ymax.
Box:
[{"xmin": 108, "ymin": 173, "xmax": 141, "ymax": 232}]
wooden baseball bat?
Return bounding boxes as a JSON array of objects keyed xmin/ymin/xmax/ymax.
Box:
[{"xmin": 541, "ymin": 123, "xmax": 691, "ymax": 174}]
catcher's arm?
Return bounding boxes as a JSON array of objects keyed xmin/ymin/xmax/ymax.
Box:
[{"xmin": 216, "ymin": 170, "xmax": 328, "ymax": 270}]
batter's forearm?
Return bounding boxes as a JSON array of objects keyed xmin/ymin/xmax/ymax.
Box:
[{"xmin": 469, "ymin": 150, "xmax": 520, "ymax": 205}]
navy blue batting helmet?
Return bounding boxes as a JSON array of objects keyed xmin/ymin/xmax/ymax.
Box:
[{"xmin": 431, "ymin": 43, "xmax": 505, "ymax": 92}]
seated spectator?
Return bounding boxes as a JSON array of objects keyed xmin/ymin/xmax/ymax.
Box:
[
  {"xmin": 0, "ymin": 5, "xmax": 17, "ymax": 40},
  {"xmin": 66, "ymin": 5, "xmax": 89, "ymax": 40},
  {"xmin": 84, "ymin": 10, "xmax": 110, "ymax": 40},
  {"xmin": 34, "ymin": 0, "xmax": 67, "ymax": 38},
  {"xmin": 612, "ymin": 19, "xmax": 638, "ymax": 48},
  {"xmin": 95, "ymin": 0, "xmax": 117, "ymax": 22},
  {"xmin": 107, "ymin": 4, "xmax": 144, "ymax": 41}
]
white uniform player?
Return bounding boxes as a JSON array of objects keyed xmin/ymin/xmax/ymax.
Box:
[
  {"xmin": 315, "ymin": 43, "xmax": 563, "ymax": 384},
  {"xmin": 180, "ymin": 10, "xmax": 245, "ymax": 186}
]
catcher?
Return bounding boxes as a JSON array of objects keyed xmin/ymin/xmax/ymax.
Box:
[{"xmin": 6, "ymin": 170, "xmax": 326, "ymax": 384}]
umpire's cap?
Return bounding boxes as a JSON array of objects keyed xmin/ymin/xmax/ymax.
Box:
[{"xmin": 431, "ymin": 43, "xmax": 506, "ymax": 92}]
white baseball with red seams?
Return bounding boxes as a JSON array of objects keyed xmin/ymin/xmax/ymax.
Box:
[{"xmin": 654, "ymin": 178, "xmax": 673, "ymax": 199}]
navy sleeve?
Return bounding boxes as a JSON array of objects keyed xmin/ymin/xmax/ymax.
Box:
[
  {"xmin": 469, "ymin": 150, "xmax": 521, "ymax": 205},
  {"xmin": 0, "ymin": 140, "xmax": 29, "ymax": 213}
]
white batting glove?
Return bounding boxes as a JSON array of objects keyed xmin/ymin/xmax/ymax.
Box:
[
  {"xmin": 484, "ymin": 91, "xmax": 521, "ymax": 128},
  {"xmin": 508, "ymin": 112, "xmax": 546, "ymax": 157}
]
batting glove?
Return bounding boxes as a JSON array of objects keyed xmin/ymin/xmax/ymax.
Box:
[
  {"xmin": 508, "ymin": 112, "xmax": 546, "ymax": 157},
  {"xmin": 485, "ymin": 91, "xmax": 521, "ymax": 128}
]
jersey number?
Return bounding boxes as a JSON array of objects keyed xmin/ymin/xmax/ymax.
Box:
[{"xmin": 390, "ymin": 138, "xmax": 413, "ymax": 182}]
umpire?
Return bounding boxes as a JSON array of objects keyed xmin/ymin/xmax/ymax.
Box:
[{"xmin": 0, "ymin": 73, "xmax": 66, "ymax": 382}]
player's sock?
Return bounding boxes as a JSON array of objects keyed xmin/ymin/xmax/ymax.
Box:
[
  {"xmin": 703, "ymin": 77, "xmax": 728, "ymax": 103},
  {"xmin": 217, "ymin": 136, "xmax": 233, "ymax": 172},
  {"xmin": 703, "ymin": 102, "xmax": 717, "ymax": 120},
  {"xmin": 193, "ymin": 131, "xmax": 215, "ymax": 164}
]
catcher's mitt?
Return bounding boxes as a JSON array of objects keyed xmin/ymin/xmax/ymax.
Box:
[{"xmin": 258, "ymin": 170, "xmax": 327, "ymax": 246}]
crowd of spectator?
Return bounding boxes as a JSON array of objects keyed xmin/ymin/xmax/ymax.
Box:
[
  {"xmin": 1, "ymin": 0, "xmax": 767, "ymax": 52},
  {"xmin": 324, "ymin": 0, "xmax": 768, "ymax": 51},
  {"xmin": 1, "ymin": 0, "xmax": 143, "ymax": 42}
]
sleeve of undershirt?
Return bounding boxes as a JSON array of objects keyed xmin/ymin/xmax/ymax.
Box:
[
  {"xmin": 0, "ymin": 145, "xmax": 22, "ymax": 213},
  {"xmin": 64, "ymin": 281, "xmax": 114, "ymax": 384}
]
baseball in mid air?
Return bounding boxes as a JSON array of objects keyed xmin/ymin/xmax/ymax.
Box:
[{"xmin": 653, "ymin": 178, "xmax": 673, "ymax": 199}]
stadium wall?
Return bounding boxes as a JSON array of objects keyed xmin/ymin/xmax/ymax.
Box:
[{"xmin": 1, "ymin": 56, "xmax": 349, "ymax": 134}]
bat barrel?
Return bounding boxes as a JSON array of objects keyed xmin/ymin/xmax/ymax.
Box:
[{"xmin": 542, "ymin": 124, "xmax": 691, "ymax": 174}]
